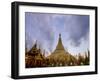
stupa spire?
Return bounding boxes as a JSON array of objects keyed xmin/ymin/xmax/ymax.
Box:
[
  {"xmin": 55, "ymin": 34, "xmax": 65, "ymax": 50},
  {"xmin": 59, "ymin": 33, "xmax": 61, "ymax": 38}
]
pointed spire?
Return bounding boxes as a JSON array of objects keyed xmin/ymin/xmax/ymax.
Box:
[
  {"xmin": 55, "ymin": 33, "xmax": 65, "ymax": 50},
  {"xmin": 34, "ymin": 40, "xmax": 37, "ymax": 48},
  {"xmin": 59, "ymin": 33, "xmax": 61, "ymax": 38},
  {"xmin": 43, "ymin": 50, "xmax": 45, "ymax": 56},
  {"xmin": 38, "ymin": 44, "xmax": 41, "ymax": 53}
]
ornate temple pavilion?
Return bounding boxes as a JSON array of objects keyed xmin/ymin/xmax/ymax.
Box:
[{"xmin": 25, "ymin": 41, "xmax": 46, "ymax": 68}]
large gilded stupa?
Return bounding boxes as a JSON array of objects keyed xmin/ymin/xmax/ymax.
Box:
[{"xmin": 47, "ymin": 34, "xmax": 77, "ymax": 66}]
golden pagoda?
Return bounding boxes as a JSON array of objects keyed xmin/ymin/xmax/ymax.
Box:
[
  {"xmin": 51, "ymin": 34, "xmax": 68, "ymax": 54},
  {"xmin": 47, "ymin": 34, "xmax": 77, "ymax": 66}
]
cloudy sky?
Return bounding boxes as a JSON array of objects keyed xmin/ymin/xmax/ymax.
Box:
[{"xmin": 25, "ymin": 12, "xmax": 89, "ymax": 56}]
